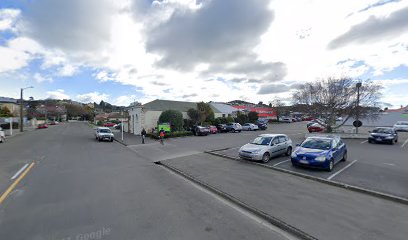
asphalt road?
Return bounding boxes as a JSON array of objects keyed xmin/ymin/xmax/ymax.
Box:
[{"xmin": 0, "ymin": 122, "xmax": 291, "ymax": 240}]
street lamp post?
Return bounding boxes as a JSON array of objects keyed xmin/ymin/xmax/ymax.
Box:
[
  {"xmin": 20, "ymin": 86, "xmax": 33, "ymax": 132},
  {"xmin": 355, "ymin": 82, "xmax": 362, "ymax": 134}
]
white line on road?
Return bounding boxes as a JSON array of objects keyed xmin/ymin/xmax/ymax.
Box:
[
  {"xmin": 327, "ymin": 160, "xmax": 358, "ymax": 180},
  {"xmin": 383, "ymin": 163, "xmax": 395, "ymax": 166},
  {"xmin": 360, "ymin": 140, "xmax": 368, "ymax": 144},
  {"xmin": 11, "ymin": 163, "xmax": 29, "ymax": 180},
  {"xmin": 273, "ymin": 159, "xmax": 290, "ymax": 167},
  {"xmin": 402, "ymin": 138, "xmax": 408, "ymax": 148}
]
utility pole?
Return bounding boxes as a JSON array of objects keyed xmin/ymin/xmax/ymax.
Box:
[
  {"xmin": 20, "ymin": 86, "xmax": 33, "ymax": 132},
  {"xmin": 356, "ymin": 82, "xmax": 362, "ymax": 134}
]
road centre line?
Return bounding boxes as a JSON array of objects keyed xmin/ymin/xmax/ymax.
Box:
[
  {"xmin": 327, "ymin": 160, "xmax": 358, "ymax": 180},
  {"xmin": 273, "ymin": 159, "xmax": 290, "ymax": 167},
  {"xmin": 11, "ymin": 163, "xmax": 29, "ymax": 180},
  {"xmin": 402, "ymin": 138, "xmax": 408, "ymax": 148},
  {"xmin": 360, "ymin": 140, "xmax": 368, "ymax": 144},
  {"xmin": 0, "ymin": 162, "xmax": 35, "ymax": 205}
]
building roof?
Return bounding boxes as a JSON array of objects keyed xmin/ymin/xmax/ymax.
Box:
[
  {"xmin": 0, "ymin": 97, "xmax": 18, "ymax": 104},
  {"xmin": 143, "ymin": 99, "xmax": 198, "ymax": 112},
  {"xmin": 210, "ymin": 102, "xmax": 237, "ymax": 114}
]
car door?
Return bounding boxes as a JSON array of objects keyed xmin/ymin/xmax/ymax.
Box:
[
  {"xmin": 331, "ymin": 139, "xmax": 342, "ymax": 162},
  {"xmin": 278, "ymin": 136, "xmax": 288, "ymax": 154},
  {"xmin": 269, "ymin": 137, "xmax": 281, "ymax": 157}
]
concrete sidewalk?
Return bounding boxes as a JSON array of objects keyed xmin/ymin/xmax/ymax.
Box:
[
  {"xmin": 112, "ymin": 131, "xmax": 153, "ymax": 146},
  {"xmin": 162, "ymin": 153, "xmax": 408, "ymax": 240}
]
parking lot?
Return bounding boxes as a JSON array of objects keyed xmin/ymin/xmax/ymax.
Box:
[{"xmin": 207, "ymin": 122, "xmax": 408, "ymax": 199}]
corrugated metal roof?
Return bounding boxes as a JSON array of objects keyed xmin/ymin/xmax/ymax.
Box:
[
  {"xmin": 143, "ymin": 99, "xmax": 198, "ymax": 112},
  {"xmin": 0, "ymin": 97, "xmax": 18, "ymax": 103},
  {"xmin": 210, "ymin": 103, "xmax": 238, "ymax": 114}
]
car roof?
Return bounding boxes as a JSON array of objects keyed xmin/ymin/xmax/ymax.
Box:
[
  {"xmin": 97, "ymin": 127, "xmax": 110, "ymax": 130},
  {"xmin": 307, "ymin": 135, "xmax": 339, "ymax": 140},
  {"xmin": 258, "ymin": 134, "xmax": 286, "ymax": 138},
  {"xmin": 395, "ymin": 121, "xmax": 408, "ymax": 124}
]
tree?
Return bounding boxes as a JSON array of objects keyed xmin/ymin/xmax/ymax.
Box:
[
  {"xmin": 271, "ymin": 99, "xmax": 285, "ymax": 121},
  {"xmin": 197, "ymin": 102, "xmax": 214, "ymax": 125},
  {"xmin": 292, "ymin": 77, "xmax": 382, "ymax": 132},
  {"xmin": 248, "ymin": 111, "xmax": 259, "ymax": 123},
  {"xmin": 0, "ymin": 106, "xmax": 13, "ymax": 117},
  {"xmin": 235, "ymin": 112, "xmax": 249, "ymax": 124},
  {"xmin": 158, "ymin": 110, "xmax": 183, "ymax": 131},
  {"xmin": 187, "ymin": 108, "xmax": 200, "ymax": 124}
]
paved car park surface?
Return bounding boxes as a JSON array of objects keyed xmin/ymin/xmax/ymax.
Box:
[{"xmin": 209, "ymin": 123, "xmax": 408, "ymax": 199}]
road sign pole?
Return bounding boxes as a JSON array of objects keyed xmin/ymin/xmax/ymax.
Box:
[
  {"xmin": 121, "ymin": 119, "xmax": 124, "ymax": 141},
  {"xmin": 10, "ymin": 117, "xmax": 12, "ymax": 136}
]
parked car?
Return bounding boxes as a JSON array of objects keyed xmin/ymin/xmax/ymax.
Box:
[
  {"xmin": 226, "ymin": 123, "xmax": 242, "ymax": 132},
  {"xmin": 37, "ymin": 124, "xmax": 48, "ymax": 129},
  {"xmin": 302, "ymin": 116, "xmax": 315, "ymax": 121},
  {"xmin": 279, "ymin": 117, "xmax": 292, "ymax": 123},
  {"xmin": 0, "ymin": 127, "xmax": 5, "ymax": 143},
  {"xmin": 257, "ymin": 122, "xmax": 267, "ymax": 130},
  {"xmin": 192, "ymin": 126, "xmax": 210, "ymax": 136},
  {"xmin": 216, "ymin": 124, "xmax": 228, "ymax": 133},
  {"xmin": 49, "ymin": 121, "xmax": 58, "ymax": 125},
  {"xmin": 103, "ymin": 122, "xmax": 116, "ymax": 127},
  {"xmin": 95, "ymin": 127, "xmax": 114, "ymax": 142},
  {"xmin": 239, "ymin": 134, "xmax": 292, "ymax": 163},
  {"xmin": 208, "ymin": 125, "xmax": 218, "ymax": 134},
  {"xmin": 307, "ymin": 123, "xmax": 325, "ymax": 133},
  {"xmin": 393, "ymin": 121, "xmax": 408, "ymax": 132},
  {"xmin": 291, "ymin": 136, "xmax": 347, "ymax": 172},
  {"xmin": 368, "ymin": 127, "xmax": 398, "ymax": 144},
  {"xmin": 114, "ymin": 123, "xmax": 122, "ymax": 130},
  {"xmin": 242, "ymin": 123, "xmax": 259, "ymax": 131}
]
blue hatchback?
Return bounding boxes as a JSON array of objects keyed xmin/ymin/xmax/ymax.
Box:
[{"xmin": 291, "ymin": 136, "xmax": 347, "ymax": 172}]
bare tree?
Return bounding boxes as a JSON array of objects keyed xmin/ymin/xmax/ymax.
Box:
[
  {"xmin": 270, "ymin": 99, "xmax": 286, "ymax": 121},
  {"xmin": 292, "ymin": 77, "xmax": 382, "ymax": 132}
]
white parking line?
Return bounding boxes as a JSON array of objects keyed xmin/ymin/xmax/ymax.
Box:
[
  {"xmin": 383, "ymin": 163, "xmax": 396, "ymax": 166},
  {"xmin": 360, "ymin": 140, "xmax": 368, "ymax": 144},
  {"xmin": 11, "ymin": 163, "xmax": 29, "ymax": 180},
  {"xmin": 327, "ymin": 160, "xmax": 358, "ymax": 180},
  {"xmin": 402, "ymin": 138, "xmax": 408, "ymax": 148},
  {"xmin": 273, "ymin": 159, "xmax": 290, "ymax": 167}
]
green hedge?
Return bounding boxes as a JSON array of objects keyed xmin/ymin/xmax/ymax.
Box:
[{"xmin": 147, "ymin": 131, "xmax": 193, "ymax": 139}]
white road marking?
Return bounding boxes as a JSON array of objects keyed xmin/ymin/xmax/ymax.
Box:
[
  {"xmin": 402, "ymin": 138, "xmax": 408, "ymax": 148},
  {"xmin": 360, "ymin": 140, "xmax": 368, "ymax": 144},
  {"xmin": 327, "ymin": 160, "xmax": 358, "ymax": 180},
  {"xmin": 383, "ymin": 163, "xmax": 395, "ymax": 166},
  {"xmin": 273, "ymin": 159, "xmax": 290, "ymax": 167},
  {"xmin": 11, "ymin": 163, "xmax": 29, "ymax": 180}
]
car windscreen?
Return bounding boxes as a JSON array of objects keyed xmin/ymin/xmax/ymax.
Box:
[
  {"xmin": 251, "ymin": 136, "xmax": 272, "ymax": 145},
  {"xmin": 301, "ymin": 139, "xmax": 331, "ymax": 150},
  {"xmin": 99, "ymin": 129, "xmax": 111, "ymax": 133},
  {"xmin": 373, "ymin": 128, "xmax": 393, "ymax": 134},
  {"xmin": 396, "ymin": 122, "xmax": 408, "ymax": 125}
]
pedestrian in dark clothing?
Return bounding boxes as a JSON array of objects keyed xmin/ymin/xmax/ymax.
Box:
[{"xmin": 141, "ymin": 128, "xmax": 146, "ymax": 144}]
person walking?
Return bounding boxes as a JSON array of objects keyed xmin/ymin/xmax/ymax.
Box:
[
  {"xmin": 141, "ymin": 128, "xmax": 146, "ymax": 144},
  {"xmin": 159, "ymin": 128, "xmax": 165, "ymax": 145}
]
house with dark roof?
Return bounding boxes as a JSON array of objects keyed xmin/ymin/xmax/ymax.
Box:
[
  {"xmin": 127, "ymin": 99, "xmax": 237, "ymax": 135},
  {"xmin": 0, "ymin": 97, "xmax": 19, "ymax": 116}
]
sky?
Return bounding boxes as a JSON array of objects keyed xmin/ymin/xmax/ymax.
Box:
[{"xmin": 0, "ymin": 0, "xmax": 407, "ymax": 108}]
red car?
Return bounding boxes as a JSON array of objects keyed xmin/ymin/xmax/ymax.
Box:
[
  {"xmin": 37, "ymin": 124, "xmax": 48, "ymax": 129},
  {"xmin": 208, "ymin": 125, "xmax": 218, "ymax": 134},
  {"xmin": 307, "ymin": 123, "xmax": 325, "ymax": 133},
  {"xmin": 303, "ymin": 116, "xmax": 315, "ymax": 121},
  {"xmin": 103, "ymin": 122, "xmax": 116, "ymax": 127}
]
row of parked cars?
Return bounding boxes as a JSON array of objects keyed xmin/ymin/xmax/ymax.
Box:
[
  {"xmin": 191, "ymin": 122, "xmax": 268, "ymax": 136},
  {"xmin": 239, "ymin": 134, "xmax": 347, "ymax": 172}
]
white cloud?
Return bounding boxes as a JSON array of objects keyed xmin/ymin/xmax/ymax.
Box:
[
  {"xmin": 0, "ymin": 8, "xmax": 20, "ymax": 31},
  {"xmin": 75, "ymin": 92, "xmax": 109, "ymax": 103},
  {"xmin": 33, "ymin": 73, "xmax": 52, "ymax": 83},
  {"xmin": 46, "ymin": 89, "xmax": 70, "ymax": 100}
]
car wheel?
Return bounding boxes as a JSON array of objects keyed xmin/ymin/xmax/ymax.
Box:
[
  {"xmin": 368, "ymin": 139, "xmax": 372, "ymax": 143},
  {"xmin": 285, "ymin": 147, "xmax": 292, "ymax": 156},
  {"xmin": 232, "ymin": 129, "xmax": 236, "ymax": 133},
  {"xmin": 395, "ymin": 138, "xmax": 398, "ymax": 143},
  {"xmin": 341, "ymin": 152, "xmax": 347, "ymax": 162},
  {"xmin": 390, "ymin": 140, "xmax": 394, "ymax": 145},
  {"xmin": 261, "ymin": 153, "xmax": 270, "ymax": 163},
  {"xmin": 327, "ymin": 159, "xmax": 334, "ymax": 172},
  {"xmin": 110, "ymin": 138, "xmax": 113, "ymax": 142},
  {"xmin": 238, "ymin": 130, "xmax": 241, "ymax": 133},
  {"xmin": 98, "ymin": 138, "xmax": 101, "ymax": 142}
]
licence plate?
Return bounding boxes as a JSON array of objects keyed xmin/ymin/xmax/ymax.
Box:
[
  {"xmin": 299, "ymin": 160, "xmax": 309, "ymax": 164},
  {"xmin": 376, "ymin": 138, "xmax": 382, "ymax": 141}
]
